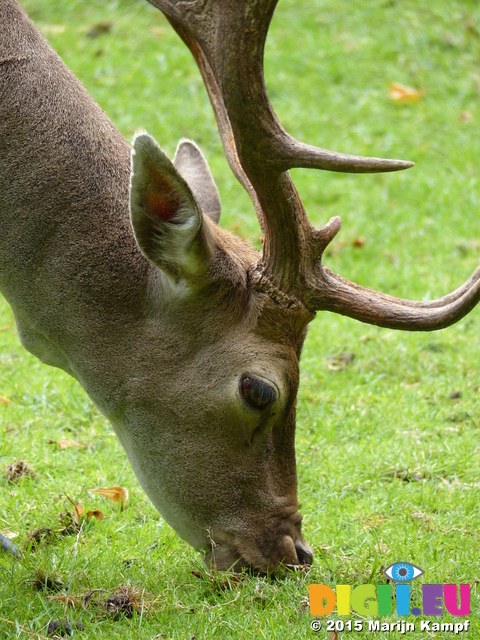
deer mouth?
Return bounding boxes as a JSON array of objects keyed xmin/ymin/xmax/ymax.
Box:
[{"xmin": 204, "ymin": 522, "xmax": 313, "ymax": 574}]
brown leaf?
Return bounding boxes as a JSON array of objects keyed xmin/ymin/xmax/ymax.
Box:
[
  {"xmin": 62, "ymin": 496, "xmax": 85, "ymax": 526},
  {"xmin": 388, "ymin": 82, "xmax": 424, "ymax": 103},
  {"xmin": 0, "ymin": 322, "xmax": 14, "ymax": 331},
  {"xmin": 74, "ymin": 502, "xmax": 85, "ymax": 519},
  {"xmin": 86, "ymin": 509, "xmax": 104, "ymax": 521},
  {"xmin": 191, "ymin": 571, "xmax": 203, "ymax": 580},
  {"xmin": 219, "ymin": 575, "xmax": 244, "ymax": 591},
  {"xmin": 352, "ymin": 236, "xmax": 366, "ymax": 248},
  {"xmin": 0, "ymin": 395, "xmax": 12, "ymax": 405},
  {"xmin": 87, "ymin": 486, "xmax": 129, "ymax": 506}
]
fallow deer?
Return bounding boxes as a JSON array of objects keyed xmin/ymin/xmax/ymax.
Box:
[{"xmin": 1, "ymin": 0, "xmax": 479, "ymax": 572}]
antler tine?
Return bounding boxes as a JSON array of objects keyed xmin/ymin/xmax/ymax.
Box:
[
  {"xmin": 152, "ymin": 0, "xmax": 413, "ymax": 175},
  {"xmin": 312, "ymin": 266, "xmax": 480, "ymax": 331},
  {"xmin": 150, "ymin": 0, "xmax": 480, "ymax": 330},
  {"xmin": 149, "ymin": 0, "xmax": 412, "ymax": 286}
]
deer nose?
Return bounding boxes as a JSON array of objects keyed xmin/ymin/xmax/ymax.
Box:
[{"xmin": 295, "ymin": 540, "xmax": 313, "ymax": 566}]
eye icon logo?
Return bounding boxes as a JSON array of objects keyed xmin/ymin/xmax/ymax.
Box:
[{"xmin": 384, "ymin": 562, "xmax": 424, "ymax": 583}]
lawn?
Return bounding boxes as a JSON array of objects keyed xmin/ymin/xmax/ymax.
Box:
[{"xmin": 1, "ymin": 1, "xmax": 479, "ymax": 638}]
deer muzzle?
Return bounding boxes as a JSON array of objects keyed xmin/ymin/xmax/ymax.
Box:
[{"xmin": 206, "ymin": 513, "xmax": 313, "ymax": 573}]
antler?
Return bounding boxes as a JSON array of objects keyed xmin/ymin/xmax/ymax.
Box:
[{"xmin": 149, "ymin": 0, "xmax": 480, "ymax": 330}]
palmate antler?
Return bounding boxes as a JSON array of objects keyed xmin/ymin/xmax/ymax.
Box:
[{"xmin": 149, "ymin": 0, "xmax": 480, "ymax": 330}]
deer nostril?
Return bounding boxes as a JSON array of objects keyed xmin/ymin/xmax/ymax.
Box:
[{"xmin": 295, "ymin": 540, "xmax": 313, "ymax": 566}]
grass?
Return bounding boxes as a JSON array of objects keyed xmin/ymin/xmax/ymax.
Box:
[{"xmin": 1, "ymin": 0, "xmax": 480, "ymax": 638}]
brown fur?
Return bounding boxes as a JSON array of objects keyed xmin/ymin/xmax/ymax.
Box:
[{"xmin": 0, "ymin": 0, "xmax": 312, "ymax": 571}]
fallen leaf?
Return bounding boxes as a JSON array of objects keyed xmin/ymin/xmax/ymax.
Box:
[
  {"xmin": 56, "ymin": 439, "xmax": 85, "ymax": 449},
  {"xmin": 86, "ymin": 509, "xmax": 104, "ymax": 521},
  {"xmin": 0, "ymin": 322, "xmax": 14, "ymax": 331},
  {"xmin": 352, "ymin": 236, "xmax": 366, "ymax": 248},
  {"xmin": 0, "ymin": 395, "xmax": 12, "ymax": 405},
  {"xmin": 87, "ymin": 486, "xmax": 129, "ymax": 506},
  {"xmin": 74, "ymin": 502, "xmax": 84, "ymax": 519},
  {"xmin": 61, "ymin": 497, "xmax": 85, "ymax": 528},
  {"xmin": 388, "ymin": 82, "xmax": 424, "ymax": 103},
  {"xmin": 0, "ymin": 530, "xmax": 18, "ymax": 540}
]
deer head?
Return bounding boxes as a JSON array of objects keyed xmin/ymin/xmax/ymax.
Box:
[
  {"xmin": 2, "ymin": 0, "xmax": 480, "ymax": 575},
  {"xmin": 137, "ymin": 0, "xmax": 480, "ymax": 570}
]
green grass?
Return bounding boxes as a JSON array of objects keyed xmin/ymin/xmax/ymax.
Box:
[{"xmin": 1, "ymin": 0, "xmax": 480, "ymax": 638}]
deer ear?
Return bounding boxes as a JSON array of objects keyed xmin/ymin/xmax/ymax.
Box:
[
  {"xmin": 173, "ymin": 139, "xmax": 221, "ymax": 224},
  {"xmin": 129, "ymin": 132, "xmax": 213, "ymax": 281}
]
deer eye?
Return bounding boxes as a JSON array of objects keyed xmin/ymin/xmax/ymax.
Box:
[{"xmin": 240, "ymin": 376, "xmax": 277, "ymax": 410}]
